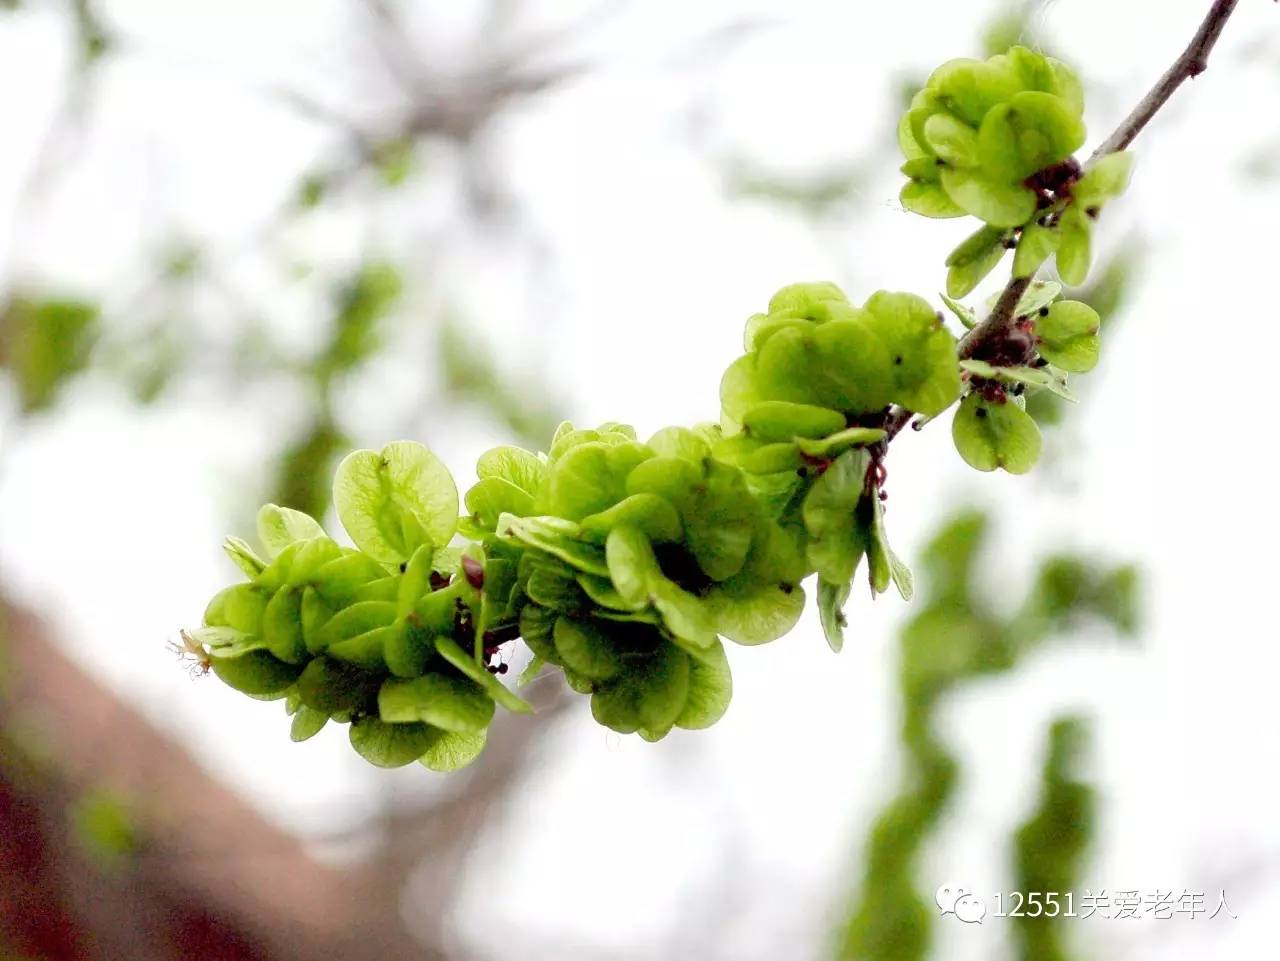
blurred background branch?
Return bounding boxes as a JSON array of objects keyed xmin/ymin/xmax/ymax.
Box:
[{"xmin": 834, "ymin": 510, "xmax": 1137, "ymax": 961}]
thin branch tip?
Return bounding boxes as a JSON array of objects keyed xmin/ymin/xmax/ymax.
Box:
[{"xmin": 948, "ymin": 0, "xmax": 1246, "ymax": 382}]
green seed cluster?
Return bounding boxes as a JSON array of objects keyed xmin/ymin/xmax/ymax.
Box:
[
  {"xmin": 712, "ymin": 282, "xmax": 968, "ymax": 646},
  {"xmin": 184, "ymin": 283, "xmax": 947, "ymax": 766},
  {"xmin": 720, "ymin": 283, "xmax": 963, "ymax": 433},
  {"xmin": 899, "ymin": 45, "xmax": 1086, "ymax": 228},
  {"xmin": 468, "ymin": 422, "xmax": 801, "ymax": 742},
  {"xmin": 184, "ymin": 274, "xmax": 1109, "ymax": 769},
  {"xmin": 949, "ymin": 280, "xmax": 1102, "ymax": 475},
  {"xmin": 183, "ymin": 44, "xmax": 1129, "ymax": 773},
  {"xmin": 898, "ymin": 45, "xmax": 1133, "ymax": 297},
  {"xmin": 188, "ymin": 444, "xmax": 532, "ymax": 772}
]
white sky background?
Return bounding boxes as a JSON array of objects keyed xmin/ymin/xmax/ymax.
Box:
[{"xmin": 1, "ymin": 0, "xmax": 1279, "ymax": 958}]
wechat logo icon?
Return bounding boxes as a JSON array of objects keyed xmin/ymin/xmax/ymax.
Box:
[{"xmin": 936, "ymin": 883, "xmax": 987, "ymax": 924}]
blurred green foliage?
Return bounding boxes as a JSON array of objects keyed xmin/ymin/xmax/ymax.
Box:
[
  {"xmin": 271, "ymin": 419, "xmax": 351, "ymax": 522},
  {"xmin": 313, "ymin": 261, "xmax": 403, "ymax": 386},
  {"xmin": 267, "ymin": 262, "xmax": 402, "ymax": 517},
  {"xmin": 1011, "ymin": 716, "xmax": 1095, "ymax": 961},
  {"xmin": 0, "ymin": 296, "xmax": 100, "ymax": 413},
  {"xmin": 438, "ymin": 322, "xmax": 563, "ymax": 447},
  {"xmin": 725, "ymin": 162, "xmax": 866, "ymax": 220},
  {"xmin": 121, "ymin": 327, "xmax": 183, "ymax": 406},
  {"xmin": 68, "ymin": 788, "xmax": 137, "ymax": 865},
  {"xmin": 71, "ymin": 0, "xmax": 110, "ymax": 64},
  {"xmin": 374, "ymin": 137, "xmax": 417, "ymax": 189},
  {"xmin": 0, "ymin": 244, "xmax": 562, "ymax": 529},
  {"xmin": 834, "ymin": 510, "xmax": 1138, "ymax": 961},
  {"xmin": 298, "ymin": 174, "xmax": 328, "ymax": 210}
]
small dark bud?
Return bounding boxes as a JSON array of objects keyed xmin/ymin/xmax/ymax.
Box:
[
  {"xmin": 462, "ymin": 555, "xmax": 485, "ymax": 589},
  {"xmin": 1008, "ymin": 329, "xmax": 1035, "ymax": 355},
  {"xmin": 978, "ymin": 380, "xmax": 1008, "ymax": 405}
]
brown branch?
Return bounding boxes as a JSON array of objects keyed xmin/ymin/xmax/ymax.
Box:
[
  {"xmin": 951, "ymin": 0, "xmax": 1244, "ymax": 370},
  {"xmin": 1088, "ymin": 0, "xmax": 1242, "ymax": 161},
  {"xmin": 956, "ymin": 274, "xmax": 1032, "ymax": 362},
  {"xmin": 357, "ymin": 0, "xmax": 428, "ymax": 90},
  {"xmin": 883, "ymin": 406, "xmax": 915, "ymax": 443}
]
